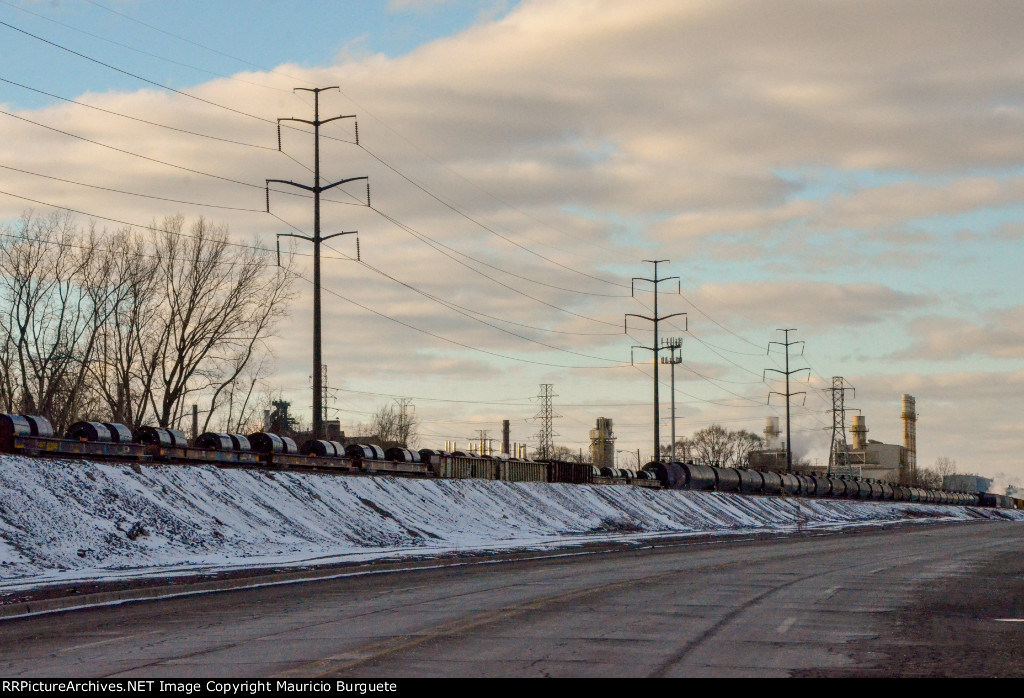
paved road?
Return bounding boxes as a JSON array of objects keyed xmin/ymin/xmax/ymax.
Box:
[{"xmin": 2, "ymin": 521, "xmax": 1022, "ymax": 677}]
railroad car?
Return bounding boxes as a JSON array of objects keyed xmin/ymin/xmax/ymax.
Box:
[{"xmin": 0, "ymin": 413, "xmax": 1010, "ymax": 510}]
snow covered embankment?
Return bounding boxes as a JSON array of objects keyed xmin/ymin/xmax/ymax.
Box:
[{"xmin": 0, "ymin": 456, "xmax": 1020, "ymax": 590}]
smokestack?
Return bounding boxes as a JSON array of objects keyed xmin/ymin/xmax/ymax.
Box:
[
  {"xmin": 502, "ymin": 420, "xmax": 510, "ymax": 455},
  {"xmin": 901, "ymin": 394, "xmax": 917, "ymax": 474},
  {"xmin": 764, "ymin": 417, "xmax": 781, "ymax": 448},
  {"xmin": 851, "ymin": 415, "xmax": 868, "ymax": 451}
]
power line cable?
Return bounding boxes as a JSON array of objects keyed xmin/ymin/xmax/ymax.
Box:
[
  {"xmin": 0, "ymin": 108, "xmax": 360, "ymax": 208},
  {"xmin": 81, "ymin": 0, "xmax": 318, "ymax": 85},
  {"xmin": 322, "ymin": 241, "xmax": 621, "ymax": 337},
  {"xmin": 4, "ymin": 18, "xmax": 629, "ymax": 302},
  {"xmin": 0, "ymin": 163, "xmax": 264, "ymax": 212},
  {"xmin": 0, "ymin": 19, "xmax": 281, "ymax": 125},
  {"xmin": 296, "ymin": 268, "xmax": 633, "ymax": 371},
  {"xmin": 0, "ymin": 0, "xmax": 296, "ymax": 96},
  {"xmin": 0, "ymin": 77, "xmax": 275, "ymax": 150},
  {"xmin": 358, "ymin": 144, "xmax": 630, "ymax": 292},
  {"xmin": 78, "ymin": 0, "xmax": 628, "ymax": 265},
  {"xmin": 368, "ymin": 206, "xmax": 624, "ymax": 328},
  {"xmin": 0, "ymin": 187, "xmax": 354, "ymax": 262}
]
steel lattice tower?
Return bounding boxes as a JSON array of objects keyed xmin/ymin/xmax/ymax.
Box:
[
  {"xmin": 535, "ymin": 384, "xmax": 558, "ymax": 461},
  {"xmin": 827, "ymin": 376, "xmax": 854, "ymax": 476}
]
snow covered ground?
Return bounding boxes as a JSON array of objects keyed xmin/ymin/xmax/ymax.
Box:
[{"xmin": 1, "ymin": 455, "xmax": 1020, "ymax": 592}]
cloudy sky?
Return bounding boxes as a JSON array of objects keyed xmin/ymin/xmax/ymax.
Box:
[{"xmin": 1, "ymin": 0, "xmax": 1022, "ymax": 485}]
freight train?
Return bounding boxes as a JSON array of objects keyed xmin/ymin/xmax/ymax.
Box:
[{"xmin": 0, "ymin": 413, "xmax": 1019, "ymax": 510}]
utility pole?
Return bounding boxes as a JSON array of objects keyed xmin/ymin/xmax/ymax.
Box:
[
  {"xmin": 626, "ymin": 261, "xmax": 685, "ymax": 462},
  {"xmin": 661, "ymin": 337, "xmax": 683, "ymax": 461},
  {"xmin": 765, "ymin": 329, "xmax": 808, "ymax": 472},
  {"xmin": 825, "ymin": 377, "xmax": 855, "ymax": 476},
  {"xmin": 266, "ymin": 87, "xmax": 367, "ymax": 439}
]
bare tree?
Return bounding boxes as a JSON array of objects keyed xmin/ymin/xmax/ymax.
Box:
[
  {"xmin": 0, "ymin": 211, "xmax": 111, "ymax": 430},
  {"xmin": 724, "ymin": 430, "xmax": 764, "ymax": 468},
  {"xmin": 140, "ymin": 216, "xmax": 294, "ymax": 430},
  {"xmin": 934, "ymin": 457, "xmax": 957, "ymax": 478},
  {"xmin": 912, "ymin": 467, "xmax": 943, "ymax": 489},
  {"xmin": 357, "ymin": 400, "xmax": 420, "ymax": 447},
  {"xmin": 684, "ymin": 425, "xmax": 766, "ymax": 468},
  {"xmin": 0, "ymin": 210, "xmax": 295, "ymax": 434},
  {"xmin": 88, "ymin": 227, "xmax": 162, "ymax": 428},
  {"xmin": 688, "ymin": 425, "xmax": 732, "ymax": 466}
]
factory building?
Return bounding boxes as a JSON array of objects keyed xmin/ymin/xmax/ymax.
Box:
[
  {"xmin": 746, "ymin": 395, "xmax": 918, "ymax": 482},
  {"xmin": 748, "ymin": 417, "xmax": 787, "ymax": 470},
  {"xmin": 943, "ymin": 474, "xmax": 993, "ymax": 493},
  {"xmin": 843, "ymin": 396, "xmax": 916, "ymax": 482}
]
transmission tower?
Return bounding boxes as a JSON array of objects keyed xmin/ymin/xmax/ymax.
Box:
[
  {"xmin": 626, "ymin": 261, "xmax": 685, "ymax": 463},
  {"xmin": 475, "ymin": 429, "xmax": 492, "ymax": 456},
  {"xmin": 661, "ymin": 337, "xmax": 683, "ymax": 461},
  {"xmin": 321, "ymin": 364, "xmax": 338, "ymax": 428},
  {"xmin": 395, "ymin": 398, "xmax": 414, "ymax": 446},
  {"xmin": 534, "ymin": 384, "xmax": 559, "ymax": 461},
  {"xmin": 765, "ymin": 329, "xmax": 808, "ymax": 472},
  {"xmin": 825, "ymin": 377, "xmax": 855, "ymax": 476},
  {"xmin": 266, "ymin": 86, "xmax": 368, "ymax": 439}
]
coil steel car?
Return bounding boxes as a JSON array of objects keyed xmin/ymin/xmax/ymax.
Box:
[{"xmin": 0, "ymin": 413, "xmax": 1014, "ymax": 510}]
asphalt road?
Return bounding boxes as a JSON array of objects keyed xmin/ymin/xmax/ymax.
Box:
[{"xmin": 2, "ymin": 521, "xmax": 1022, "ymax": 678}]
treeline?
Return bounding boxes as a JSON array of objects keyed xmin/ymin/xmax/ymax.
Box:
[
  {"xmin": 0, "ymin": 210, "xmax": 294, "ymax": 434},
  {"xmin": 662, "ymin": 424, "xmax": 765, "ymax": 467}
]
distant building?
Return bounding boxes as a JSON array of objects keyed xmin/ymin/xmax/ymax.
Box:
[
  {"xmin": 845, "ymin": 440, "xmax": 908, "ymax": 482},
  {"xmin": 943, "ymin": 474, "xmax": 993, "ymax": 493},
  {"xmin": 748, "ymin": 449, "xmax": 787, "ymax": 471}
]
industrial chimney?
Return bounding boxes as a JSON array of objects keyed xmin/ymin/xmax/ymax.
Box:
[
  {"xmin": 764, "ymin": 417, "xmax": 781, "ymax": 449},
  {"xmin": 851, "ymin": 415, "xmax": 868, "ymax": 451},
  {"xmin": 901, "ymin": 394, "xmax": 917, "ymax": 475}
]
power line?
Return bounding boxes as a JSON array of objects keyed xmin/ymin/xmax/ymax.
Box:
[
  {"xmin": 0, "ymin": 162, "xmax": 264, "ymax": 212},
  {"xmin": 0, "ymin": 107, "xmax": 361, "ymax": 209},
  {"xmin": 82, "ymin": 0, "xmax": 318, "ymax": 84},
  {"xmin": 298, "ymin": 267, "xmax": 633, "ymax": 371},
  {"xmin": 4, "ymin": 17, "xmax": 634, "ymax": 305},
  {"xmin": 369, "ymin": 206, "xmax": 624, "ymax": 328},
  {"xmin": 321, "ymin": 245, "xmax": 629, "ymax": 357},
  {"xmin": 0, "ymin": 187, "xmax": 350, "ymax": 262},
  {"xmin": 0, "ymin": 77, "xmax": 275, "ymax": 150},
  {"xmin": 0, "ymin": 19, "xmax": 279, "ymax": 124},
  {"xmin": 765, "ymin": 328, "xmax": 809, "ymax": 472},
  {"xmin": 358, "ymin": 144, "xmax": 630, "ymax": 292},
  {"xmin": 74, "ymin": 0, "xmax": 630, "ymax": 268}
]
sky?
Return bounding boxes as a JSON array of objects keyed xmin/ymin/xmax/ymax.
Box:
[{"xmin": 0, "ymin": 0, "xmax": 1022, "ymax": 486}]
